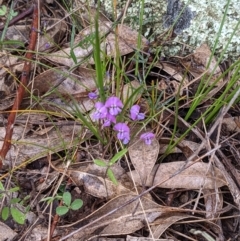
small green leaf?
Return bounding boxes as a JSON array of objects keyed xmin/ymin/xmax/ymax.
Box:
[
  {"xmin": 9, "ymin": 187, "xmax": 20, "ymax": 193},
  {"xmin": 107, "ymin": 169, "xmax": 118, "ymax": 185},
  {"xmin": 10, "ymin": 10, "xmax": 18, "ymax": 17},
  {"xmin": 11, "ymin": 207, "xmax": 26, "ymax": 225},
  {"xmin": 0, "ymin": 182, "xmax": 5, "ymax": 199},
  {"xmin": 40, "ymin": 196, "xmax": 54, "ymax": 203},
  {"xmin": 70, "ymin": 199, "xmax": 83, "ymax": 210},
  {"xmin": 56, "ymin": 206, "xmax": 69, "ymax": 216},
  {"xmin": 0, "ymin": 5, "xmax": 7, "ymax": 16},
  {"xmin": 0, "ymin": 181, "xmax": 4, "ymax": 191},
  {"xmin": 94, "ymin": 159, "xmax": 107, "ymax": 167},
  {"xmin": 2, "ymin": 207, "xmax": 9, "ymax": 221},
  {"xmin": 109, "ymin": 148, "xmax": 128, "ymax": 166},
  {"xmin": 10, "ymin": 198, "xmax": 21, "ymax": 204},
  {"xmin": 9, "ymin": 186, "xmax": 20, "ymax": 192},
  {"xmin": 62, "ymin": 192, "xmax": 71, "ymax": 207}
]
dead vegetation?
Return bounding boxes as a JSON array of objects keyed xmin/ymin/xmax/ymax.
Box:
[{"xmin": 0, "ymin": 0, "xmax": 240, "ymax": 241}]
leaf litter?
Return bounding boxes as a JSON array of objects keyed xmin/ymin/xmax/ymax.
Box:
[{"xmin": 0, "ymin": 1, "xmax": 239, "ymax": 241}]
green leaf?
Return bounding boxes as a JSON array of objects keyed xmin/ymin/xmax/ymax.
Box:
[
  {"xmin": 62, "ymin": 192, "xmax": 71, "ymax": 207},
  {"xmin": 0, "ymin": 181, "xmax": 5, "ymax": 199},
  {"xmin": 94, "ymin": 159, "xmax": 107, "ymax": 167},
  {"xmin": 10, "ymin": 10, "xmax": 18, "ymax": 17},
  {"xmin": 107, "ymin": 169, "xmax": 118, "ymax": 185},
  {"xmin": 109, "ymin": 148, "xmax": 128, "ymax": 166},
  {"xmin": 10, "ymin": 198, "xmax": 21, "ymax": 204},
  {"xmin": 0, "ymin": 181, "xmax": 4, "ymax": 191},
  {"xmin": 56, "ymin": 206, "xmax": 69, "ymax": 216},
  {"xmin": 0, "ymin": 5, "xmax": 7, "ymax": 16},
  {"xmin": 9, "ymin": 187, "xmax": 20, "ymax": 192},
  {"xmin": 40, "ymin": 196, "xmax": 54, "ymax": 203},
  {"xmin": 11, "ymin": 207, "xmax": 26, "ymax": 225},
  {"xmin": 9, "ymin": 186, "xmax": 20, "ymax": 192},
  {"xmin": 70, "ymin": 199, "xmax": 83, "ymax": 210},
  {"xmin": 1, "ymin": 207, "xmax": 9, "ymax": 221}
]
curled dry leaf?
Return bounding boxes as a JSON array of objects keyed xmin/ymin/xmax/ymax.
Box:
[
  {"xmin": 29, "ymin": 66, "xmax": 97, "ymax": 113},
  {"xmin": 66, "ymin": 194, "xmax": 167, "ymax": 241},
  {"xmin": 203, "ymin": 189, "xmax": 223, "ymax": 220},
  {"xmin": 69, "ymin": 162, "xmax": 133, "ymax": 199},
  {"xmin": 182, "ymin": 43, "xmax": 223, "ymax": 86},
  {"xmin": 0, "ymin": 125, "xmax": 84, "ymax": 168},
  {"xmin": 222, "ymin": 116, "xmax": 240, "ymax": 132},
  {"xmin": 129, "ymin": 135, "xmax": 159, "ymax": 186},
  {"xmin": 129, "ymin": 161, "xmax": 227, "ymax": 190},
  {"xmin": 151, "ymin": 214, "xmax": 191, "ymax": 239},
  {"xmin": 0, "ymin": 222, "xmax": 17, "ymax": 241},
  {"xmin": 122, "ymin": 80, "xmax": 142, "ymax": 108},
  {"xmin": 127, "ymin": 236, "xmax": 172, "ymax": 241},
  {"xmin": 45, "ymin": 22, "xmax": 148, "ymax": 67}
]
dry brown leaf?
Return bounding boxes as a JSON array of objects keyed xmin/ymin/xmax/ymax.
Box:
[
  {"xmin": 45, "ymin": 22, "xmax": 148, "ymax": 66},
  {"xmin": 203, "ymin": 189, "xmax": 223, "ymax": 220},
  {"xmin": 38, "ymin": 18, "xmax": 67, "ymax": 52},
  {"xmin": 65, "ymin": 194, "xmax": 168, "ymax": 241},
  {"xmin": 182, "ymin": 43, "xmax": 222, "ymax": 86},
  {"xmin": 30, "ymin": 66, "xmax": 96, "ymax": 97},
  {"xmin": 122, "ymin": 80, "xmax": 142, "ymax": 108},
  {"xmin": 127, "ymin": 236, "xmax": 172, "ymax": 241},
  {"xmin": 0, "ymin": 222, "xmax": 17, "ymax": 241},
  {"xmin": 0, "ymin": 125, "xmax": 85, "ymax": 168},
  {"xmin": 129, "ymin": 162, "xmax": 227, "ymax": 189},
  {"xmin": 29, "ymin": 66, "xmax": 97, "ymax": 113},
  {"xmin": 151, "ymin": 214, "xmax": 191, "ymax": 239},
  {"xmin": 222, "ymin": 116, "xmax": 240, "ymax": 132},
  {"xmin": 69, "ymin": 162, "xmax": 133, "ymax": 199},
  {"xmin": 129, "ymin": 135, "xmax": 159, "ymax": 186}
]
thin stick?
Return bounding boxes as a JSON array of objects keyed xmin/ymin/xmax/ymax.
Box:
[{"xmin": 0, "ymin": 2, "xmax": 39, "ymax": 169}]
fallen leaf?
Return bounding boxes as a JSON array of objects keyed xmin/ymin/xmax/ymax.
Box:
[
  {"xmin": 65, "ymin": 194, "xmax": 168, "ymax": 240},
  {"xmin": 129, "ymin": 134, "xmax": 159, "ymax": 186},
  {"xmin": 129, "ymin": 162, "xmax": 227, "ymax": 189},
  {"xmin": 69, "ymin": 161, "xmax": 133, "ymax": 199}
]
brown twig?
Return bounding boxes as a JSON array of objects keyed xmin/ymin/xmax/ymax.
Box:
[{"xmin": 0, "ymin": 2, "xmax": 39, "ymax": 169}]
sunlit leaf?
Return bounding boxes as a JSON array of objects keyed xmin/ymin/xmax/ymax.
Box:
[
  {"xmin": 11, "ymin": 207, "xmax": 26, "ymax": 225},
  {"xmin": 56, "ymin": 206, "xmax": 69, "ymax": 216},
  {"xmin": 109, "ymin": 148, "xmax": 128, "ymax": 166},
  {"xmin": 71, "ymin": 199, "xmax": 83, "ymax": 210},
  {"xmin": 63, "ymin": 192, "xmax": 71, "ymax": 207},
  {"xmin": 1, "ymin": 207, "xmax": 9, "ymax": 221},
  {"xmin": 94, "ymin": 159, "xmax": 107, "ymax": 167},
  {"xmin": 107, "ymin": 169, "xmax": 118, "ymax": 185}
]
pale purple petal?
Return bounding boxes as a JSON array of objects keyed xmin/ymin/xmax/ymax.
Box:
[
  {"xmin": 88, "ymin": 91, "xmax": 98, "ymax": 99},
  {"xmin": 105, "ymin": 97, "xmax": 123, "ymax": 116},
  {"xmin": 130, "ymin": 105, "xmax": 145, "ymax": 120},
  {"xmin": 114, "ymin": 123, "xmax": 130, "ymax": 144},
  {"xmin": 103, "ymin": 114, "xmax": 116, "ymax": 127},
  {"xmin": 92, "ymin": 102, "xmax": 108, "ymax": 120},
  {"xmin": 140, "ymin": 132, "xmax": 155, "ymax": 145}
]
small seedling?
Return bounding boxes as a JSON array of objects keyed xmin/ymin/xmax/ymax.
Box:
[
  {"xmin": 94, "ymin": 148, "xmax": 128, "ymax": 185},
  {"xmin": 0, "ymin": 5, "xmax": 18, "ymax": 19},
  {"xmin": 0, "ymin": 182, "xmax": 29, "ymax": 225},
  {"xmin": 56, "ymin": 191, "xmax": 83, "ymax": 216}
]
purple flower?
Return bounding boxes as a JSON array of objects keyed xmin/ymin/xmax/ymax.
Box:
[
  {"xmin": 91, "ymin": 102, "xmax": 108, "ymax": 120},
  {"xmin": 140, "ymin": 132, "xmax": 155, "ymax": 145},
  {"xmin": 88, "ymin": 91, "xmax": 98, "ymax": 99},
  {"xmin": 130, "ymin": 105, "xmax": 145, "ymax": 121},
  {"xmin": 105, "ymin": 97, "xmax": 123, "ymax": 116},
  {"xmin": 103, "ymin": 114, "xmax": 116, "ymax": 127},
  {"xmin": 114, "ymin": 123, "xmax": 130, "ymax": 144}
]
